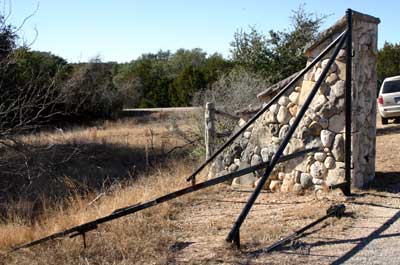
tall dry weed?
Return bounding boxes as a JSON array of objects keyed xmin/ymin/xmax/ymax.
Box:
[{"xmin": 1, "ymin": 159, "xmax": 197, "ymax": 264}]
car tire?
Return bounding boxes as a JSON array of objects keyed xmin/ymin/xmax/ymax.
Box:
[{"xmin": 381, "ymin": 117, "xmax": 389, "ymax": 125}]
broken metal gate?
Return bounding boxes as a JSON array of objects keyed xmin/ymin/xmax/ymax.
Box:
[{"xmin": 13, "ymin": 9, "xmax": 354, "ymax": 251}]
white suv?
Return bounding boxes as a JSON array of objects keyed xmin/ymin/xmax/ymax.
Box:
[{"xmin": 378, "ymin": 75, "xmax": 400, "ymax": 125}]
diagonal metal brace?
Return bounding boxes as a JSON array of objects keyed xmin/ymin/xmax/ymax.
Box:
[
  {"xmin": 12, "ymin": 148, "xmax": 318, "ymax": 251},
  {"xmin": 264, "ymin": 204, "xmax": 346, "ymax": 253}
]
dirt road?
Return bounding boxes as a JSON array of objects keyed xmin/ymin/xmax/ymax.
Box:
[{"xmin": 170, "ymin": 120, "xmax": 400, "ymax": 264}]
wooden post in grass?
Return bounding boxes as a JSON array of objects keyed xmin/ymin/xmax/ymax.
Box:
[{"xmin": 205, "ymin": 102, "xmax": 216, "ymax": 160}]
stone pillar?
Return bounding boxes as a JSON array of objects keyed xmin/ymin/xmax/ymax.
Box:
[
  {"xmin": 351, "ymin": 12, "xmax": 380, "ymax": 187},
  {"xmin": 302, "ymin": 11, "xmax": 380, "ymax": 188},
  {"xmin": 208, "ymin": 11, "xmax": 380, "ymax": 191}
]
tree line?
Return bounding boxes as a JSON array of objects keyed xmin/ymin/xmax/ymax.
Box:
[{"xmin": 1, "ymin": 7, "xmax": 399, "ymax": 133}]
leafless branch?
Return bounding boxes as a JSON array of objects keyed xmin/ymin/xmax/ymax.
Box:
[{"xmin": 12, "ymin": 1, "xmax": 39, "ymax": 34}]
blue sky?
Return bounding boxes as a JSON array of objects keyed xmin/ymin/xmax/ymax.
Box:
[{"xmin": 7, "ymin": 0, "xmax": 399, "ymax": 63}]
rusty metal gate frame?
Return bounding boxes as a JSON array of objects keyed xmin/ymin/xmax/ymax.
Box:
[
  {"xmin": 12, "ymin": 9, "xmax": 354, "ymax": 252},
  {"xmin": 225, "ymin": 9, "xmax": 353, "ymax": 247}
]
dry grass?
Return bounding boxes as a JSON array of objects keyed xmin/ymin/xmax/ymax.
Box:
[
  {"xmin": 0, "ymin": 115, "xmax": 197, "ymax": 218},
  {"xmin": 0, "ymin": 159, "xmax": 199, "ymax": 264},
  {"xmin": 0, "ymin": 113, "xmax": 204, "ymax": 264},
  {"xmin": 20, "ymin": 117, "xmax": 189, "ymax": 151}
]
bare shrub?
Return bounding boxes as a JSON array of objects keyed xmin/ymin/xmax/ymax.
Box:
[
  {"xmin": 181, "ymin": 67, "xmax": 270, "ymax": 157},
  {"xmin": 193, "ymin": 67, "xmax": 269, "ymax": 114}
]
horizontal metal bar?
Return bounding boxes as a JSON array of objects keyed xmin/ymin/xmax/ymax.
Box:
[
  {"xmin": 185, "ymin": 30, "xmax": 348, "ymax": 183},
  {"xmin": 12, "ymin": 148, "xmax": 318, "ymax": 251}
]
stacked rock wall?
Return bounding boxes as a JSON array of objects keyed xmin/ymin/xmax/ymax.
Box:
[{"xmin": 211, "ymin": 12, "xmax": 379, "ymax": 192}]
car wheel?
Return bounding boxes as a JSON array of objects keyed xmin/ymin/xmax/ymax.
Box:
[{"xmin": 381, "ymin": 117, "xmax": 389, "ymax": 125}]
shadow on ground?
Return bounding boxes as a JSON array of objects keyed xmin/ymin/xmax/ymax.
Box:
[
  {"xmin": 365, "ymin": 171, "xmax": 400, "ymax": 193},
  {"xmin": 376, "ymin": 122, "xmax": 400, "ymax": 136},
  {"xmin": 0, "ymin": 142, "xmax": 189, "ymax": 219},
  {"xmin": 330, "ymin": 210, "xmax": 400, "ymax": 264}
]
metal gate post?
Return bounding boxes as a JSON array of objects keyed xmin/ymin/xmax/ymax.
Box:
[{"xmin": 344, "ymin": 9, "xmax": 353, "ymax": 196}]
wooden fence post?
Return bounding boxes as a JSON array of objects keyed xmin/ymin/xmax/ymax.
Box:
[{"xmin": 205, "ymin": 102, "xmax": 216, "ymax": 160}]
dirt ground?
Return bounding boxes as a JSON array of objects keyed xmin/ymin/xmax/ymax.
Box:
[
  {"xmin": 166, "ymin": 119, "xmax": 400, "ymax": 264},
  {"xmin": 3, "ymin": 116, "xmax": 400, "ymax": 265}
]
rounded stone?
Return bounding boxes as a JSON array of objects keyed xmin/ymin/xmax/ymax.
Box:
[
  {"xmin": 332, "ymin": 134, "xmax": 345, "ymax": 162},
  {"xmin": 243, "ymin": 131, "xmax": 252, "ymax": 139},
  {"xmin": 238, "ymin": 119, "xmax": 246, "ymax": 127},
  {"xmin": 326, "ymin": 168, "xmax": 345, "ymax": 186},
  {"xmin": 314, "ymin": 152, "xmax": 327, "ymax": 162},
  {"xmin": 239, "ymin": 137, "xmax": 249, "ymax": 149},
  {"xmin": 232, "ymin": 177, "xmax": 241, "ymax": 188},
  {"xmin": 310, "ymin": 161, "xmax": 328, "ymax": 179},
  {"xmin": 331, "ymin": 80, "xmax": 345, "ymax": 98},
  {"xmin": 326, "ymin": 73, "xmax": 338, "ymax": 85},
  {"xmin": 250, "ymin": 154, "xmax": 263, "ymax": 166},
  {"xmin": 278, "ymin": 172, "xmax": 286, "ymax": 181},
  {"xmin": 300, "ymin": 173, "xmax": 313, "ymax": 188},
  {"xmin": 324, "ymin": 156, "xmax": 336, "ymax": 169},
  {"xmin": 312, "ymin": 177, "xmax": 324, "ymax": 185},
  {"xmin": 264, "ymin": 111, "xmax": 277, "ymax": 124},
  {"xmin": 269, "ymin": 104, "xmax": 280, "ymax": 114},
  {"xmin": 281, "ymin": 176, "xmax": 295, "ymax": 193},
  {"xmin": 308, "ymin": 121, "xmax": 322, "ymax": 136},
  {"xmin": 293, "ymin": 183, "xmax": 304, "ymax": 195},
  {"xmin": 289, "ymin": 91, "xmax": 300, "ymax": 104},
  {"xmin": 279, "ymin": 125, "xmax": 290, "ymax": 140},
  {"xmin": 320, "ymin": 130, "xmax": 335, "ymax": 148},
  {"xmin": 278, "ymin": 96, "xmax": 290, "ymax": 107},
  {"xmin": 269, "ymin": 180, "xmax": 281, "ymax": 191},
  {"xmin": 329, "ymin": 114, "xmax": 345, "ymax": 133},
  {"xmin": 261, "ymin": 148, "xmax": 271, "ymax": 162},
  {"xmin": 237, "ymin": 161, "xmax": 256, "ymax": 187},
  {"xmin": 318, "ymin": 102, "xmax": 337, "ymax": 119},
  {"xmin": 277, "ymin": 106, "xmax": 291, "ymax": 124},
  {"xmin": 268, "ymin": 123, "xmax": 280, "ymax": 136},
  {"xmin": 311, "ymin": 94, "xmax": 328, "ymax": 112}
]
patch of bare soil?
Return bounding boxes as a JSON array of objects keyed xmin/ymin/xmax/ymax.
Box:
[{"xmin": 168, "ymin": 120, "xmax": 400, "ymax": 264}]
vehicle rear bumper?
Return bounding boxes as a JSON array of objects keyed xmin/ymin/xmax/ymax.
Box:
[{"xmin": 378, "ymin": 105, "xmax": 400, "ymax": 118}]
